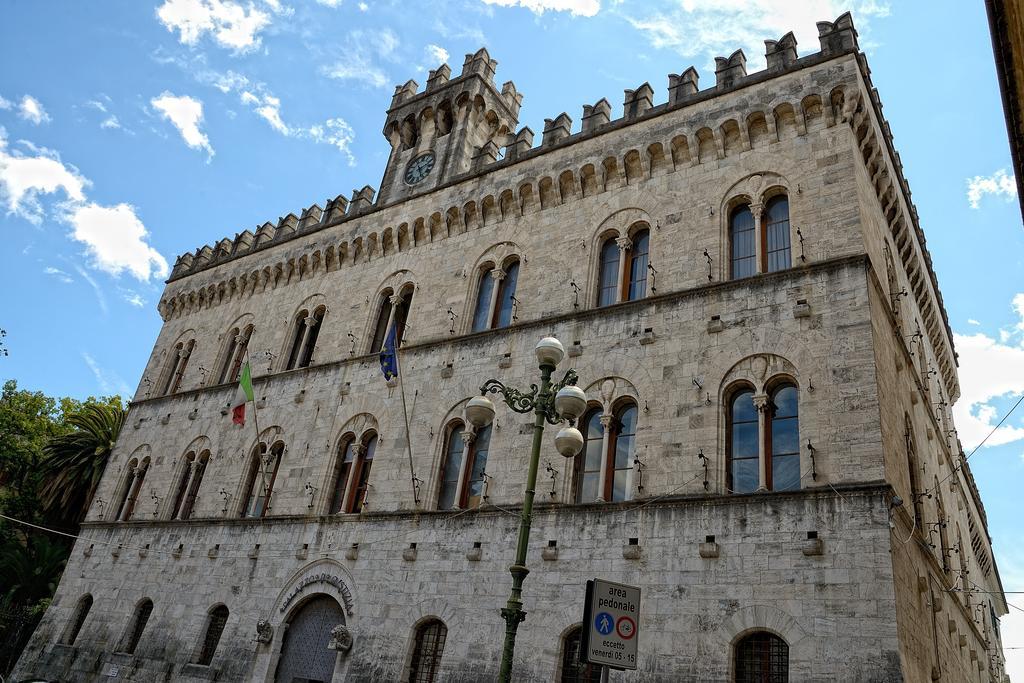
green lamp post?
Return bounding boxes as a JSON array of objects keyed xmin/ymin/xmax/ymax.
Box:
[{"xmin": 465, "ymin": 336, "xmax": 589, "ymax": 683}]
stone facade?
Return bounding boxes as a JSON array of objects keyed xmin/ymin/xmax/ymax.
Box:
[{"xmin": 15, "ymin": 12, "xmax": 1009, "ymax": 683}]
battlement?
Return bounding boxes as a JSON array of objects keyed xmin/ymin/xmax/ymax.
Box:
[{"xmin": 169, "ymin": 14, "xmax": 863, "ymax": 283}]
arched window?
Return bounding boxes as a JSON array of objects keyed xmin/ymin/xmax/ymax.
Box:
[
  {"xmin": 597, "ymin": 238, "xmax": 620, "ymax": 307},
  {"xmin": 347, "ymin": 433, "xmax": 377, "ymax": 513},
  {"xmin": 169, "ymin": 451, "xmax": 196, "ymax": 519},
  {"xmin": 763, "ymin": 195, "xmax": 790, "ymax": 273},
  {"xmin": 727, "ymin": 382, "xmax": 800, "ymax": 494},
  {"xmin": 327, "ymin": 435, "xmax": 356, "ymax": 515},
  {"xmin": 436, "ymin": 424, "xmax": 492, "ymax": 509},
  {"xmin": 63, "ymin": 594, "xmax": 93, "ymax": 646},
  {"xmin": 572, "ymin": 402, "xmax": 638, "ymax": 503},
  {"xmin": 194, "ymin": 604, "xmax": 229, "ymax": 666},
  {"xmin": 392, "ymin": 287, "xmax": 414, "ymax": 345},
  {"xmin": 370, "ymin": 286, "xmax": 415, "ymax": 352},
  {"xmin": 285, "ymin": 310, "xmax": 308, "ymax": 370},
  {"xmin": 159, "ymin": 339, "xmax": 195, "ymax": 395},
  {"xmin": 727, "ymin": 388, "xmax": 758, "ymax": 494},
  {"xmin": 241, "ymin": 442, "xmax": 284, "ymax": 518},
  {"xmin": 112, "ymin": 458, "xmax": 138, "ymax": 521},
  {"xmin": 573, "ymin": 409, "xmax": 604, "ymax": 503},
  {"xmin": 730, "ymin": 204, "xmax": 756, "ymax": 279},
  {"xmin": 625, "ymin": 229, "xmax": 649, "ymax": 301},
  {"xmin": 170, "ymin": 450, "xmax": 209, "ymax": 520},
  {"xmin": 116, "ymin": 457, "xmax": 150, "ymax": 521},
  {"xmin": 767, "ymin": 384, "xmax": 799, "ymax": 491},
  {"xmin": 218, "ymin": 325, "xmax": 252, "ymax": 384},
  {"xmin": 408, "ymin": 619, "xmax": 447, "ymax": 682},
  {"xmin": 905, "ymin": 419, "xmax": 922, "ymax": 529},
  {"xmin": 734, "ymin": 631, "xmax": 788, "ymax": 682},
  {"xmin": 371, "ymin": 291, "xmax": 394, "ymax": 353},
  {"xmin": 559, "ymin": 626, "xmax": 600, "ymax": 682},
  {"xmin": 471, "ymin": 266, "xmax": 496, "ymax": 332},
  {"xmin": 462, "ymin": 424, "xmax": 491, "ymax": 508},
  {"xmin": 120, "ymin": 599, "xmax": 153, "ymax": 655},
  {"xmin": 494, "ymin": 260, "xmax": 519, "ymax": 328},
  {"xmin": 438, "ymin": 424, "xmax": 465, "ymax": 510},
  {"xmin": 609, "ymin": 403, "xmax": 638, "ymax": 502},
  {"xmin": 286, "ymin": 307, "xmax": 325, "ymax": 370}
]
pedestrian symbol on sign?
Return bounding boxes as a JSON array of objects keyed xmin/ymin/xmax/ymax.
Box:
[{"xmin": 595, "ymin": 611, "xmax": 614, "ymax": 636}]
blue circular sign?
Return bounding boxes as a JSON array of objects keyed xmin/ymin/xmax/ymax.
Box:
[{"xmin": 594, "ymin": 611, "xmax": 614, "ymax": 636}]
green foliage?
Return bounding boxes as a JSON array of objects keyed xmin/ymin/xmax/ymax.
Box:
[
  {"xmin": 40, "ymin": 402, "xmax": 126, "ymax": 525},
  {"xmin": 0, "ymin": 379, "xmax": 125, "ymax": 613}
]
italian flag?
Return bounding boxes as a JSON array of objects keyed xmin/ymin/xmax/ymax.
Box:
[{"xmin": 231, "ymin": 362, "xmax": 254, "ymax": 426}]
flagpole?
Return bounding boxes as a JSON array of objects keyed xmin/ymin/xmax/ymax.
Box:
[
  {"xmin": 242, "ymin": 347, "xmax": 265, "ymax": 516},
  {"xmin": 392, "ymin": 340, "xmax": 420, "ymax": 506}
]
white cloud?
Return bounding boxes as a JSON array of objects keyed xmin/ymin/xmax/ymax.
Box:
[
  {"xmin": 952, "ymin": 294, "xmax": 1024, "ymax": 451},
  {"xmin": 967, "ymin": 318, "xmax": 980, "ymax": 326},
  {"xmin": 321, "ymin": 29, "xmax": 399, "ymax": 89},
  {"xmin": 86, "ymin": 99, "xmax": 108, "ymax": 113},
  {"xmin": 100, "ymin": 116, "xmax": 122, "ymax": 130},
  {"xmin": 66, "ymin": 202, "xmax": 170, "ymax": 281},
  {"xmin": 309, "ymin": 118, "xmax": 356, "ymax": 165},
  {"xmin": 43, "ymin": 266, "xmax": 73, "ymax": 284},
  {"xmin": 81, "ymin": 351, "xmax": 131, "ymax": 396},
  {"xmin": 620, "ymin": 1, "xmax": 890, "ymax": 71},
  {"xmin": 156, "ymin": 0, "xmax": 271, "ymax": 53},
  {"xmin": 0, "ymin": 128, "xmax": 166, "ymax": 285},
  {"xmin": 18, "ymin": 96, "xmax": 50, "ymax": 125},
  {"xmin": 358, "ymin": 2, "xmax": 368, "ymax": 10},
  {"xmin": 966, "ymin": 168, "xmax": 1017, "ymax": 209},
  {"xmin": 425, "ymin": 44, "xmax": 449, "ymax": 64},
  {"xmin": 122, "ymin": 291, "xmax": 147, "ymax": 307},
  {"xmin": 481, "ymin": 0, "xmax": 599, "ymax": 16},
  {"xmin": 317, "ymin": 0, "xmax": 344, "ymax": 6},
  {"xmin": 0, "ymin": 132, "xmax": 88, "ymax": 223},
  {"xmin": 196, "ymin": 68, "xmax": 357, "ymax": 161},
  {"xmin": 0, "ymin": 95, "xmax": 12, "ymax": 110},
  {"xmin": 151, "ymin": 92, "xmax": 214, "ymax": 159}
]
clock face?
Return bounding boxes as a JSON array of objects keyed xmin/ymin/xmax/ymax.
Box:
[{"xmin": 404, "ymin": 152, "xmax": 436, "ymax": 185}]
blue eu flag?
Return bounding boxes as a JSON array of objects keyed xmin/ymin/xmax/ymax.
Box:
[{"xmin": 379, "ymin": 326, "xmax": 398, "ymax": 381}]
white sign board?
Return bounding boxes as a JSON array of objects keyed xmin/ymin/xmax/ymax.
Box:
[{"xmin": 581, "ymin": 578, "xmax": 640, "ymax": 670}]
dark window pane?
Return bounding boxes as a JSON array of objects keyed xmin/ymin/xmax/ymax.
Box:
[
  {"xmin": 732, "ymin": 390, "xmax": 757, "ymax": 422},
  {"xmin": 772, "ymin": 385, "xmax": 798, "ymax": 418},
  {"xmin": 438, "ymin": 428, "xmax": 464, "ymax": 509},
  {"xmin": 772, "ymin": 454, "xmax": 800, "ymax": 492},
  {"xmin": 732, "ymin": 458, "xmax": 759, "ymax": 494},
  {"xmin": 408, "ymin": 620, "xmax": 447, "ymax": 683},
  {"xmin": 560, "ymin": 627, "xmax": 601, "ymax": 682},
  {"xmin": 733, "ymin": 423, "xmax": 758, "ymax": 458},
  {"xmin": 196, "ymin": 605, "xmax": 229, "ymax": 665},
  {"xmin": 735, "ymin": 631, "xmax": 789, "ymax": 683},
  {"xmin": 371, "ymin": 295, "xmax": 393, "ymax": 353},
  {"xmin": 627, "ymin": 230, "xmax": 649, "ymax": 301},
  {"xmin": 465, "ymin": 425, "xmax": 491, "ymax": 508},
  {"xmin": 575, "ymin": 410, "xmax": 604, "ymax": 503},
  {"xmin": 494, "ymin": 260, "xmax": 519, "ymax": 328},
  {"xmin": 471, "ymin": 269, "xmax": 495, "ymax": 332},
  {"xmin": 771, "ymin": 418, "xmax": 799, "ymax": 457},
  {"xmin": 765, "ymin": 196, "xmax": 791, "ymax": 273},
  {"xmin": 330, "ymin": 441, "xmax": 355, "ymax": 514},
  {"xmin": 730, "ymin": 205, "xmax": 756, "ymax": 279},
  {"xmin": 286, "ymin": 311, "xmax": 306, "ymax": 370},
  {"xmin": 598, "ymin": 239, "xmax": 620, "ymax": 306}
]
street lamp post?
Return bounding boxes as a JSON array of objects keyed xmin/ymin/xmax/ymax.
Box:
[{"xmin": 465, "ymin": 337, "xmax": 589, "ymax": 683}]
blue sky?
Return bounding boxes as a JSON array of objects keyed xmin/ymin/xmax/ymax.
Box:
[{"xmin": 2, "ymin": 0, "xmax": 1023, "ymax": 673}]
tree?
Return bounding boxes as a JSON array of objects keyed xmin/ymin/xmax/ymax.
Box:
[{"xmin": 39, "ymin": 402, "xmax": 126, "ymax": 525}]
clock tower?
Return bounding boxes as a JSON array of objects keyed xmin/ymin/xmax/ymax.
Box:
[{"xmin": 376, "ymin": 48, "xmax": 523, "ymax": 206}]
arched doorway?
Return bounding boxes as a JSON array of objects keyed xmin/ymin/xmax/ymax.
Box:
[{"xmin": 275, "ymin": 594, "xmax": 346, "ymax": 683}]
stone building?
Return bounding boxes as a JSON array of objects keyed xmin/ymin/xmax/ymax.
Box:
[{"xmin": 15, "ymin": 12, "xmax": 1010, "ymax": 682}]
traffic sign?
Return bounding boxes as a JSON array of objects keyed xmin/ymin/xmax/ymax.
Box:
[{"xmin": 580, "ymin": 579, "xmax": 641, "ymax": 670}]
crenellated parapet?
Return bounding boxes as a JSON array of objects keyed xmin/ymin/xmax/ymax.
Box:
[{"xmin": 163, "ymin": 12, "xmax": 956, "ymax": 404}]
